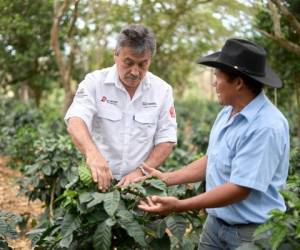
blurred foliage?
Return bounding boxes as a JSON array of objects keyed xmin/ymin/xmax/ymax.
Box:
[
  {"xmin": 0, "ymin": 211, "xmax": 22, "ymax": 250},
  {"xmin": 0, "ymin": 0, "xmax": 58, "ymax": 104},
  {"xmin": 77, "ymin": 0, "xmax": 253, "ymax": 94},
  {"xmin": 253, "ymin": 0, "xmax": 300, "ymax": 138},
  {"xmin": 252, "ymin": 147, "xmax": 300, "ymax": 250},
  {"xmin": 0, "ymin": 0, "xmax": 254, "ymax": 105}
]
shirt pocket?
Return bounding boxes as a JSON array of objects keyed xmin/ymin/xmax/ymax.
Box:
[
  {"xmin": 134, "ymin": 112, "xmax": 157, "ymax": 143},
  {"xmin": 213, "ymin": 143, "xmax": 233, "ymax": 177},
  {"xmin": 93, "ymin": 107, "xmax": 122, "ymax": 144}
]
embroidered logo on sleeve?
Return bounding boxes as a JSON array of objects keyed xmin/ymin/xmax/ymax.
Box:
[
  {"xmin": 76, "ymin": 88, "xmax": 87, "ymax": 98},
  {"xmin": 101, "ymin": 96, "xmax": 107, "ymax": 102},
  {"xmin": 169, "ymin": 106, "xmax": 176, "ymax": 118}
]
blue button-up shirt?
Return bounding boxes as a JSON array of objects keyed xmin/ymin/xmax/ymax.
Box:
[{"xmin": 206, "ymin": 91, "xmax": 289, "ymax": 224}]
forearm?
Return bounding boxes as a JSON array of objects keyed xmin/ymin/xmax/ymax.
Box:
[
  {"xmin": 163, "ymin": 155, "xmax": 207, "ymax": 186},
  {"xmin": 67, "ymin": 117, "xmax": 103, "ymax": 158},
  {"xmin": 144, "ymin": 142, "xmax": 175, "ymax": 169},
  {"xmin": 175, "ymin": 182, "xmax": 251, "ymax": 212}
]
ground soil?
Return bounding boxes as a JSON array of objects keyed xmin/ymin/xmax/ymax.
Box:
[{"xmin": 0, "ymin": 157, "xmax": 44, "ymax": 250}]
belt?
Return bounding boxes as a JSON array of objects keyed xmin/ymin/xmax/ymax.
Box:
[{"xmin": 214, "ymin": 216, "xmax": 260, "ymax": 228}]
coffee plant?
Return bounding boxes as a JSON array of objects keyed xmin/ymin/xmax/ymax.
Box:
[
  {"xmin": 250, "ymin": 147, "xmax": 300, "ymax": 250},
  {"xmin": 0, "ymin": 211, "xmax": 22, "ymax": 250},
  {"xmin": 27, "ymin": 165, "xmax": 204, "ymax": 250},
  {"xmin": 17, "ymin": 131, "xmax": 204, "ymax": 249}
]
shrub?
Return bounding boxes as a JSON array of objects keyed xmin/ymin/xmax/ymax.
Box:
[{"xmin": 0, "ymin": 211, "xmax": 22, "ymax": 250}]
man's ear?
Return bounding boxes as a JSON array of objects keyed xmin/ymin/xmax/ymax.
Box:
[
  {"xmin": 113, "ymin": 50, "xmax": 118, "ymax": 62},
  {"xmin": 235, "ymin": 77, "xmax": 244, "ymax": 91}
]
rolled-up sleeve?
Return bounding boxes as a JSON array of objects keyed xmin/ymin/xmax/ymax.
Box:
[
  {"xmin": 64, "ymin": 73, "xmax": 97, "ymax": 132},
  {"xmin": 154, "ymin": 86, "xmax": 177, "ymax": 145},
  {"xmin": 230, "ymin": 127, "xmax": 285, "ymax": 192}
]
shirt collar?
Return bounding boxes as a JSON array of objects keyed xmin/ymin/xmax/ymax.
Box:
[
  {"xmin": 103, "ymin": 64, "xmax": 151, "ymax": 90},
  {"xmin": 238, "ymin": 90, "xmax": 268, "ymax": 122}
]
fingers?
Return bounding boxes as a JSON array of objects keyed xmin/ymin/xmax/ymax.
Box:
[
  {"xmin": 132, "ymin": 176, "xmax": 148, "ymax": 183},
  {"xmin": 98, "ymin": 166, "xmax": 112, "ymax": 192},
  {"xmin": 138, "ymin": 196, "xmax": 160, "ymax": 212},
  {"xmin": 116, "ymin": 177, "xmax": 125, "ymax": 187},
  {"xmin": 141, "ymin": 163, "xmax": 154, "ymax": 174}
]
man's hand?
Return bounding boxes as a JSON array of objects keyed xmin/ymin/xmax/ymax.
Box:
[
  {"xmin": 116, "ymin": 168, "xmax": 143, "ymax": 187},
  {"xmin": 86, "ymin": 153, "xmax": 113, "ymax": 192},
  {"xmin": 138, "ymin": 196, "xmax": 180, "ymax": 215}
]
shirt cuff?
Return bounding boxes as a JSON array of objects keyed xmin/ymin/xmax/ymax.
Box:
[{"xmin": 230, "ymin": 176, "xmax": 267, "ymax": 193}]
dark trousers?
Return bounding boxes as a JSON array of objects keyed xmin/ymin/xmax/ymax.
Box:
[{"xmin": 198, "ymin": 215, "xmax": 261, "ymax": 250}]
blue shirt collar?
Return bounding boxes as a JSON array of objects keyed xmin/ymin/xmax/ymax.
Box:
[{"xmin": 236, "ymin": 91, "xmax": 268, "ymax": 123}]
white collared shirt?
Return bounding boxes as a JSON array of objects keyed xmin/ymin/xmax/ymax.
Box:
[{"xmin": 65, "ymin": 65, "xmax": 177, "ymax": 180}]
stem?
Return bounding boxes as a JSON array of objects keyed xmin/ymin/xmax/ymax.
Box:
[{"xmin": 49, "ymin": 178, "xmax": 58, "ymax": 219}]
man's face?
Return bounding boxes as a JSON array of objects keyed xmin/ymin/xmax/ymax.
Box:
[
  {"xmin": 212, "ymin": 69, "xmax": 238, "ymax": 106},
  {"xmin": 114, "ymin": 46, "xmax": 152, "ymax": 90}
]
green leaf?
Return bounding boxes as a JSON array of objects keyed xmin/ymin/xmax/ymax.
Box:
[
  {"xmin": 61, "ymin": 213, "xmax": 81, "ymax": 238},
  {"xmin": 92, "ymin": 219, "xmax": 112, "ymax": 250},
  {"xmin": 165, "ymin": 215, "xmax": 187, "ymax": 241},
  {"xmin": 145, "ymin": 178, "xmax": 167, "ymax": 191},
  {"xmin": 0, "ymin": 239, "xmax": 12, "ymax": 250},
  {"xmin": 147, "ymin": 219, "xmax": 166, "ymax": 238},
  {"xmin": 117, "ymin": 210, "xmax": 147, "ymax": 247},
  {"xmin": 60, "ymin": 233, "xmax": 73, "ymax": 248},
  {"xmin": 42, "ymin": 165, "xmax": 51, "ymax": 176},
  {"xmin": 149, "ymin": 233, "xmax": 171, "ymax": 250},
  {"xmin": 78, "ymin": 192, "xmax": 93, "ymax": 204},
  {"xmin": 253, "ymin": 223, "xmax": 274, "ymax": 238},
  {"xmin": 270, "ymin": 226, "xmax": 287, "ymax": 250},
  {"xmin": 87, "ymin": 193, "xmax": 106, "ymax": 208},
  {"xmin": 104, "ymin": 190, "xmax": 120, "ymax": 216}
]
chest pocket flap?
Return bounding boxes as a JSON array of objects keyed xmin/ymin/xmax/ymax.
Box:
[
  {"xmin": 134, "ymin": 112, "xmax": 157, "ymax": 124},
  {"xmin": 97, "ymin": 107, "xmax": 122, "ymax": 121}
]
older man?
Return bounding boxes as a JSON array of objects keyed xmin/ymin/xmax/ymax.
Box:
[
  {"xmin": 138, "ymin": 38, "xmax": 289, "ymax": 249},
  {"xmin": 65, "ymin": 24, "xmax": 177, "ymax": 192}
]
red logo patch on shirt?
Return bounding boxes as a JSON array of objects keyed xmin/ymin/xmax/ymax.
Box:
[
  {"xmin": 101, "ymin": 96, "xmax": 107, "ymax": 102},
  {"xmin": 169, "ymin": 106, "xmax": 176, "ymax": 118}
]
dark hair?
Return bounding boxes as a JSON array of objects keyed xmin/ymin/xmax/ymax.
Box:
[
  {"xmin": 221, "ymin": 69, "xmax": 263, "ymax": 96},
  {"xmin": 115, "ymin": 24, "xmax": 156, "ymax": 56}
]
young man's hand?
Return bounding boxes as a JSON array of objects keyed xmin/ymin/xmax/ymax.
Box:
[{"xmin": 138, "ymin": 196, "xmax": 181, "ymax": 215}]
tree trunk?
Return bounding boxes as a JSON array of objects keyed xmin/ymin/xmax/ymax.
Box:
[
  {"xmin": 19, "ymin": 81, "xmax": 29, "ymax": 103},
  {"xmin": 33, "ymin": 88, "xmax": 42, "ymax": 107},
  {"xmin": 50, "ymin": 0, "xmax": 79, "ymax": 115},
  {"xmin": 63, "ymin": 90, "xmax": 74, "ymax": 115},
  {"xmin": 293, "ymin": 74, "xmax": 300, "ymax": 140}
]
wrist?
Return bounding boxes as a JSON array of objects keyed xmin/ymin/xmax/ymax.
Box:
[
  {"xmin": 161, "ymin": 172, "xmax": 171, "ymax": 186},
  {"xmin": 174, "ymin": 199, "xmax": 185, "ymax": 213}
]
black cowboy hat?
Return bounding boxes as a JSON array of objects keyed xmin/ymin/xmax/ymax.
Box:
[{"xmin": 196, "ymin": 38, "xmax": 282, "ymax": 88}]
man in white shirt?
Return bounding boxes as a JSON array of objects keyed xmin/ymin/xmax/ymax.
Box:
[{"xmin": 65, "ymin": 24, "xmax": 177, "ymax": 192}]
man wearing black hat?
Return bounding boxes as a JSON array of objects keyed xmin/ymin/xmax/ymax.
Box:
[{"xmin": 138, "ymin": 38, "xmax": 290, "ymax": 249}]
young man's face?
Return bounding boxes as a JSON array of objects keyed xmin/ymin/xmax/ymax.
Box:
[
  {"xmin": 114, "ymin": 46, "xmax": 152, "ymax": 90},
  {"xmin": 212, "ymin": 69, "xmax": 238, "ymax": 106}
]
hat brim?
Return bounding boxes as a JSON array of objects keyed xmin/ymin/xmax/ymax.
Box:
[{"xmin": 197, "ymin": 52, "xmax": 282, "ymax": 88}]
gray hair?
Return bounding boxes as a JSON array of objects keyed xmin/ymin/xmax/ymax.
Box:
[{"xmin": 115, "ymin": 24, "xmax": 156, "ymax": 56}]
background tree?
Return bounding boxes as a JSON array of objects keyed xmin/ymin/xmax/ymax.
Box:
[
  {"xmin": 0, "ymin": 0, "xmax": 56, "ymax": 106},
  {"xmin": 51, "ymin": 0, "xmax": 81, "ymax": 113},
  {"xmin": 254, "ymin": 0, "xmax": 300, "ymax": 139},
  {"xmin": 76, "ymin": 0, "xmax": 253, "ymax": 97}
]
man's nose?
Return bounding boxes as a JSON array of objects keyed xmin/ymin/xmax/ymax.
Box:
[
  {"xmin": 210, "ymin": 80, "xmax": 217, "ymax": 87},
  {"xmin": 130, "ymin": 65, "xmax": 139, "ymax": 76}
]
